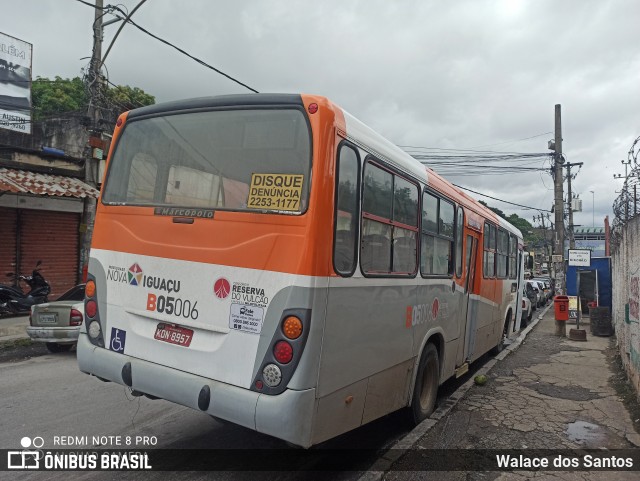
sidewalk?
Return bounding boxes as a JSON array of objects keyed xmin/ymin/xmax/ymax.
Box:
[
  {"xmin": 0, "ymin": 314, "xmax": 29, "ymax": 341},
  {"xmin": 387, "ymin": 306, "xmax": 640, "ymax": 480}
]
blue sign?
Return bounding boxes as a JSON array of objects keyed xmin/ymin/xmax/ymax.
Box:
[{"xmin": 110, "ymin": 328, "xmax": 126, "ymax": 354}]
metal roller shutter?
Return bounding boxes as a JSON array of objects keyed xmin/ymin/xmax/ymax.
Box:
[
  {"xmin": 19, "ymin": 209, "xmax": 80, "ymax": 300},
  {"xmin": 0, "ymin": 207, "xmax": 17, "ymax": 280}
]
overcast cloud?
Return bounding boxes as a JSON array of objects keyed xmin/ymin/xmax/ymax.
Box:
[{"xmin": 7, "ymin": 0, "xmax": 640, "ymax": 228}]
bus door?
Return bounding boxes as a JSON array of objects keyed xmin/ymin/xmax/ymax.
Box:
[{"xmin": 456, "ymin": 233, "xmax": 479, "ymax": 365}]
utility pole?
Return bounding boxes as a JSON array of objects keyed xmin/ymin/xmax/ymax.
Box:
[
  {"xmin": 88, "ymin": 0, "xmax": 104, "ymax": 138},
  {"xmin": 551, "ymin": 104, "xmax": 565, "ymax": 294},
  {"xmin": 565, "ymin": 161, "xmax": 583, "ymax": 250},
  {"xmin": 79, "ymin": 0, "xmax": 104, "ymax": 283}
]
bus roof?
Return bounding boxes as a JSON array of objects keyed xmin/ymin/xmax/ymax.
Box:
[
  {"xmin": 335, "ymin": 100, "xmax": 522, "ymax": 239},
  {"xmin": 122, "ymin": 93, "xmax": 522, "ymax": 239}
]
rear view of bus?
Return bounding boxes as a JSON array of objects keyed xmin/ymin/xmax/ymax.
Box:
[{"xmin": 78, "ymin": 94, "xmax": 330, "ymax": 447}]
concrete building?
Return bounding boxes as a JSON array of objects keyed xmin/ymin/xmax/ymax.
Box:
[{"xmin": 0, "ymin": 115, "xmax": 100, "ymax": 298}]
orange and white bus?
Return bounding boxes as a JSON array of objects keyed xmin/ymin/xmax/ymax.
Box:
[{"xmin": 78, "ymin": 94, "xmax": 524, "ymax": 448}]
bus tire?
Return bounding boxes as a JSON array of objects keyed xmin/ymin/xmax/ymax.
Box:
[
  {"xmin": 408, "ymin": 343, "xmax": 439, "ymax": 425},
  {"xmin": 490, "ymin": 314, "xmax": 511, "ymax": 355}
]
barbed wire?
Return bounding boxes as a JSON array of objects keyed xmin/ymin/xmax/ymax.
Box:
[{"xmin": 610, "ymin": 135, "xmax": 640, "ymax": 250}]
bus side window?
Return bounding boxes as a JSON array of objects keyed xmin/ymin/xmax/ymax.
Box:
[
  {"xmin": 393, "ymin": 235, "xmax": 417, "ymax": 273},
  {"xmin": 361, "ymin": 231, "xmax": 392, "ymax": 272},
  {"xmin": 421, "ymin": 192, "xmax": 454, "ymax": 277},
  {"xmin": 333, "ymin": 143, "xmax": 360, "ymax": 276},
  {"xmin": 497, "ymin": 228, "xmax": 509, "ymax": 278},
  {"xmin": 361, "ymin": 160, "xmax": 418, "ymax": 276},
  {"xmin": 483, "ymin": 223, "xmax": 496, "ymax": 278}
]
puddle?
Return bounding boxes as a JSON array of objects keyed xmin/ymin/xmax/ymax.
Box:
[
  {"xmin": 566, "ymin": 421, "xmax": 605, "ymax": 445},
  {"xmin": 525, "ymin": 382, "xmax": 599, "ymax": 401}
]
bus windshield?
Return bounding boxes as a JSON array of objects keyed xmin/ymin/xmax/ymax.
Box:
[{"xmin": 102, "ymin": 108, "xmax": 311, "ymax": 214}]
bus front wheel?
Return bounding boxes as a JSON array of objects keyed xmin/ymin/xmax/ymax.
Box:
[{"xmin": 408, "ymin": 343, "xmax": 439, "ymax": 425}]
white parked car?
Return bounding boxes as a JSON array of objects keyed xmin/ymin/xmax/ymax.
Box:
[
  {"xmin": 520, "ymin": 288, "xmax": 533, "ymax": 327},
  {"xmin": 26, "ymin": 284, "xmax": 85, "ymax": 353}
]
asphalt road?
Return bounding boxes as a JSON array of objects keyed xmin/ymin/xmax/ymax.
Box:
[{"xmin": 0, "ymin": 342, "xmax": 490, "ymax": 480}]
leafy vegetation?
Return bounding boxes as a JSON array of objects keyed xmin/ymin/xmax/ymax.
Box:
[
  {"xmin": 32, "ymin": 76, "xmax": 155, "ymax": 121},
  {"xmin": 32, "ymin": 76, "xmax": 87, "ymax": 120},
  {"xmin": 478, "ymin": 200, "xmax": 540, "ymax": 245},
  {"xmin": 106, "ymin": 84, "xmax": 155, "ymax": 112}
]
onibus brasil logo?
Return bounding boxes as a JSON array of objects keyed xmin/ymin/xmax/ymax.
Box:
[
  {"xmin": 7, "ymin": 436, "xmax": 44, "ymax": 469},
  {"xmin": 128, "ymin": 263, "xmax": 143, "ymax": 286}
]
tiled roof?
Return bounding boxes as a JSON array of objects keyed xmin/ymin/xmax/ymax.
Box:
[{"xmin": 0, "ymin": 167, "xmax": 99, "ymax": 199}]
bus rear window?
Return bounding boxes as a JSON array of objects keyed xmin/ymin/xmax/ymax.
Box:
[{"xmin": 102, "ymin": 109, "xmax": 311, "ymax": 214}]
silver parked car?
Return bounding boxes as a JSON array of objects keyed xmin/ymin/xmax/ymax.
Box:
[
  {"xmin": 532, "ymin": 277, "xmax": 553, "ymax": 302},
  {"xmin": 26, "ymin": 284, "xmax": 85, "ymax": 353},
  {"xmin": 526, "ymin": 280, "xmax": 543, "ymax": 308}
]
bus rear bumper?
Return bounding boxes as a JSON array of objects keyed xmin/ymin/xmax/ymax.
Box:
[{"xmin": 77, "ymin": 334, "xmax": 316, "ymax": 447}]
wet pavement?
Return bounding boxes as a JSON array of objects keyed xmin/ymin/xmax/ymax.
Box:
[{"xmin": 383, "ymin": 306, "xmax": 640, "ymax": 480}]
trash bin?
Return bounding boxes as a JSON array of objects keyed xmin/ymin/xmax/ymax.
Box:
[
  {"xmin": 554, "ymin": 295, "xmax": 570, "ymax": 321},
  {"xmin": 590, "ymin": 307, "xmax": 613, "ymax": 337}
]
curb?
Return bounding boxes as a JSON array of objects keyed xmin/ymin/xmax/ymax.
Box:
[
  {"xmin": 0, "ymin": 333, "xmax": 30, "ymax": 343},
  {"xmin": 358, "ymin": 303, "xmax": 554, "ymax": 479},
  {"xmin": 0, "ymin": 315, "xmax": 30, "ymax": 342}
]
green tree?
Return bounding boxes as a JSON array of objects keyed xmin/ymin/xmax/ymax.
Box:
[
  {"xmin": 32, "ymin": 76, "xmax": 87, "ymax": 120},
  {"xmin": 478, "ymin": 200, "xmax": 538, "ymax": 244},
  {"xmin": 506, "ymin": 214, "xmax": 533, "ymax": 235},
  {"xmin": 478, "ymin": 200, "xmax": 506, "ymax": 219},
  {"xmin": 31, "ymin": 76, "xmax": 155, "ymax": 121},
  {"xmin": 106, "ymin": 84, "xmax": 155, "ymax": 113}
]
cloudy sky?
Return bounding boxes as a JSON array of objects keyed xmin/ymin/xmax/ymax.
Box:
[{"xmin": 7, "ymin": 0, "xmax": 640, "ymax": 229}]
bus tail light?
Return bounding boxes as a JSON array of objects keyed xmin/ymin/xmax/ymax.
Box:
[
  {"xmin": 273, "ymin": 341, "xmax": 293, "ymax": 364},
  {"xmin": 88, "ymin": 320, "xmax": 102, "ymax": 339},
  {"xmin": 85, "ymin": 274, "xmax": 105, "ymax": 348},
  {"xmin": 70, "ymin": 308, "xmax": 84, "ymax": 326},
  {"xmin": 86, "ymin": 280, "xmax": 96, "ymax": 298},
  {"xmin": 262, "ymin": 364, "xmax": 282, "ymax": 387},
  {"xmin": 86, "ymin": 300, "xmax": 97, "ymax": 318},
  {"xmin": 282, "ymin": 316, "xmax": 303, "ymax": 340},
  {"xmin": 252, "ymin": 308, "xmax": 311, "ymax": 395}
]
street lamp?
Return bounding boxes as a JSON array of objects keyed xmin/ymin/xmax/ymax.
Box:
[{"xmin": 589, "ymin": 190, "xmax": 595, "ymax": 227}]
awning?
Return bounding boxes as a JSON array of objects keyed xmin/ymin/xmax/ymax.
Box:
[{"xmin": 0, "ymin": 167, "xmax": 99, "ymax": 199}]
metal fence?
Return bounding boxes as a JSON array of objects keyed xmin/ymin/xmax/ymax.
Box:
[{"xmin": 611, "ymin": 135, "xmax": 640, "ymax": 251}]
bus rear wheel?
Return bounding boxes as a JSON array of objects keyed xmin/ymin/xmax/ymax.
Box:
[
  {"xmin": 490, "ymin": 314, "xmax": 511, "ymax": 355},
  {"xmin": 408, "ymin": 343, "xmax": 439, "ymax": 425}
]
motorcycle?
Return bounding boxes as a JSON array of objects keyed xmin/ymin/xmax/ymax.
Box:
[{"xmin": 0, "ymin": 261, "xmax": 51, "ymax": 314}]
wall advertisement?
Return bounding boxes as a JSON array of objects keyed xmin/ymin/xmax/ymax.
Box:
[{"xmin": 0, "ymin": 32, "xmax": 32, "ymax": 134}]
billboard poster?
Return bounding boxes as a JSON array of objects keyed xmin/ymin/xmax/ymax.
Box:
[{"xmin": 0, "ymin": 32, "xmax": 32, "ymax": 134}]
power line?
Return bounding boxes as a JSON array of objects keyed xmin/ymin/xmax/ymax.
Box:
[
  {"xmin": 75, "ymin": 0, "xmax": 107, "ymax": 8},
  {"xmin": 401, "ymin": 145, "xmax": 549, "ymax": 155},
  {"xmin": 466, "ymin": 131, "xmax": 554, "ymax": 149},
  {"xmin": 452, "ymin": 183, "xmax": 552, "ymax": 212},
  {"xmin": 75, "ymin": 0, "xmax": 259, "ymax": 93}
]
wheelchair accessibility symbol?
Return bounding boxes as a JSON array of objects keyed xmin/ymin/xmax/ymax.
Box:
[{"xmin": 110, "ymin": 328, "xmax": 126, "ymax": 354}]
